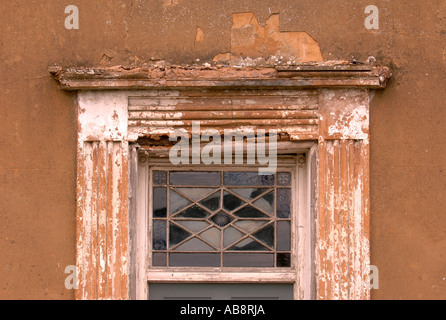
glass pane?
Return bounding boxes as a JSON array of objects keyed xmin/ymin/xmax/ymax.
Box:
[
  {"xmin": 252, "ymin": 224, "xmax": 274, "ymax": 248},
  {"xmin": 169, "ymin": 253, "xmax": 220, "ymax": 267},
  {"xmin": 223, "ymin": 227, "xmax": 245, "ymax": 248},
  {"xmin": 199, "ymin": 191, "xmax": 221, "ymax": 212},
  {"xmin": 153, "ymin": 187, "xmax": 167, "ymax": 218},
  {"xmin": 169, "ymin": 223, "xmax": 191, "ymax": 247},
  {"xmin": 176, "ymin": 188, "xmax": 216, "ymax": 202},
  {"xmin": 152, "ymin": 253, "xmax": 167, "ymax": 267},
  {"xmin": 252, "ymin": 191, "xmax": 274, "ymax": 214},
  {"xmin": 277, "ymin": 188, "xmax": 291, "ymax": 218},
  {"xmin": 223, "ymin": 191, "xmax": 244, "ymax": 211},
  {"xmin": 277, "ymin": 172, "xmax": 291, "ymax": 186},
  {"xmin": 199, "ymin": 227, "xmax": 221, "ymax": 248},
  {"xmin": 223, "ymin": 172, "xmax": 274, "ymax": 186},
  {"xmin": 153, "ymin": 171, "xmax": 167, "ymax": 185},
  {"xmin": 175, "ymin": 238, "xmax": 216, "ymax": 251},
  {"xmin": 228, "ymin": 238, "xmax": 270, "ymax": 251},
  {"xmin": 223, "ymin": 253, "xmax": 274, "ymax": 267},
  {"xmin": 175, "ymin": 205, "xmax": 210, "ymax": 218},
  {"xmin": 151, "ymin": 169, "xmax": 294, "ymax": 268},
  {"xmin": 277, "ymin": 221, "xmax": 291, "ymax": 251},
  {"xmin": 170, "ymin": 171, "xmax": 220, "ymax": 186},
  {"xmin": 277, "ymin": 253, "xmax": 291, "ymax": 267},
  {"xmin": 210, "ymin": 211, "xmax": 233, "ymax": 227},
  {"xmin": 175, "ymin": 220, "xmax": 210, "ymax": 233},
  {"xmin": 170, "ymin": 190, "xmax": 191, "ymax": 215},
  {"xmin": 234, "ymin": 220, "xmax": 268, "ymax": 233},
  {"xmin": 152, "ymin": 220, "xmax": 166, "ymax": 250},
  {"xmin": 233, "ymin": 205, "xmax": 268, "ymax": 218},
  {"xmin": 229, "ymin": 188, "xmax": 269, "ymax": 201}
]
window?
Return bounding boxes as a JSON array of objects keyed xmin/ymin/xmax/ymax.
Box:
[
  {"xmin": 137, "ymin": 154, "xmax": 309, "ymax": 299},
  {"xmin": 150, "ymin": 169, "xmax": 293, "ymax": 268},
  {"xmin": 52, "ymin": 64, "xmax": 389, "ymax": 299}
]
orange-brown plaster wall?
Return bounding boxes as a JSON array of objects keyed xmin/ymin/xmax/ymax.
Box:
[{"xmin": 1, "ymin": 0, "xmax": 445, "ymax": 299}]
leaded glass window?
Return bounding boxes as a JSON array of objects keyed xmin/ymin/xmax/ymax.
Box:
[{"xmin": 151, "ymin": 170, "xmax": 292, "ymax": 268}]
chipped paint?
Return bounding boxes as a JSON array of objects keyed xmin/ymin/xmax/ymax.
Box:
[
  {"xmin": 77, "ymin": 91, "xmax": 129, "ymax": 141},
  {"xmin": 55, "ymin": 62, "xmax": 389, "ymax": 300},
  {"xmin": 319, "ymin": 89, "xmax": 371, "ymax": 140},
  {"xmin": 49, "ymin": 63, "xmax": 391, "ymax": 90},
  {"xmin": 230, "ymin": 13, "xmax": 323, "ymax": 63},
  {"xmin": 76, "ymin": 91, "xmax": 130, "ymax": 300},
  {"xmin": 317, "ymin": 139, "xmax": 371, "ymax": 300}
]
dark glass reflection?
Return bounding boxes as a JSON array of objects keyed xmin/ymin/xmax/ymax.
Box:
[
  {"xmin": 175, "ymin": 205, "xmax": 210, "ymax": 218},
  {"xmin": 199, "ymin": 191, "xmax": 220, "ymax": 212},
  {"xmin": 153, "ymin": 187, "xmax": 167, "ymax": 218},
  {"xmin": 152, "ymin": 220, "xmax": 166, "ymax": 250},
  {"xmin": 233, "ymin": 205, "xmax": 268, "ymax": 218},
  {"xmin": 223, "ymin": 191, "xmax": 244, "ymax": 211},
  {"xmin": 253, "ymin": 224, "xmax": 274, "ymax": 248},
  {"xmin": 229, "ymin": 188, "xmax": 269, "ymax": 201},
  {"xmin": 229, "ymin": 238, "xmax": 269, "ymax": 251},
  {"xmin": 169, "ymin": 223, "xmax": 191, "ymax": 247},
  {"xmin": 276, "ymin": 253, "xmax": 291, "ymax": 267}
]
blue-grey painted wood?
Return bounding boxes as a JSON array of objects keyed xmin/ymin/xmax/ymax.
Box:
[{"xmin": 149, "ymin": 283, "xmax": 293, "ymax": 300}]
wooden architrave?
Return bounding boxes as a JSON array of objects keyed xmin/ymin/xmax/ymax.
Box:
[{"xmin": 50, "ymin": 63, "xmax": 391, "ymax": 300}]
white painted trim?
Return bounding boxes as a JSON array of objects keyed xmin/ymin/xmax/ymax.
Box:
[
  {"xmin": 136, "ymin": 156, "xmax": 149, "ymax": 300},
  {"xmin": 146, "ymin": 271, "xmax": 297, "ymax": 283}
]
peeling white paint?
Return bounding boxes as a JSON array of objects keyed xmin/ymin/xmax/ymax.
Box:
[
  {"xmin": 73, "ymin": 78, "xmax": 375, "ymax": 300},
  {"xmin": 327, "ymin": 104, "xmax": 369, "ymax": 140}
]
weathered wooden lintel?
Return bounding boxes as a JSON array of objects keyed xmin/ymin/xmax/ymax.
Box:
[{"xmin": 49, "ymin": 64, "xmax": 391, "ymax": 90}]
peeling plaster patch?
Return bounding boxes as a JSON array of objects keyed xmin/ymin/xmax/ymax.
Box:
[
  {"xmin": 195, "ymin": 26, "xmax": 204, "ymax": 43},
  {"xmin": 229, "ymin": 13, "xmax": 324, "ymax": 63}
]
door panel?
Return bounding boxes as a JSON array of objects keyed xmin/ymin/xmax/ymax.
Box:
[{"xmin": 149, "ymin": 283, "xmax": 293, "ymax": 300}]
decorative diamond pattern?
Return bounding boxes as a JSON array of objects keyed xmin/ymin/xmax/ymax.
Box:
[
  {"xmin": 152, "ymin": 170, "xmax": 292, "ymax": 268},
  {"xmin": 210, "ymin": 211, "xmax": 233, "ymax": 227}
]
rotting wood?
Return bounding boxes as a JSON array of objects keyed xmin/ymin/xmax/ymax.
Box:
[{"xmin": 49, "ymin": 63, "xmax": 391, "ymax": 90}]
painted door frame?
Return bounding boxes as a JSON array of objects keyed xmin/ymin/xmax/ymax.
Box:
[{"xmin": 50, "ymin": 64, "xmax": 391, "ymax": 300}]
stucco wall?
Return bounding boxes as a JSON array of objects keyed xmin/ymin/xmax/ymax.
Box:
[{"xmin": 1, "ymin": 0, "xmax": 445, "ymax": 299}]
